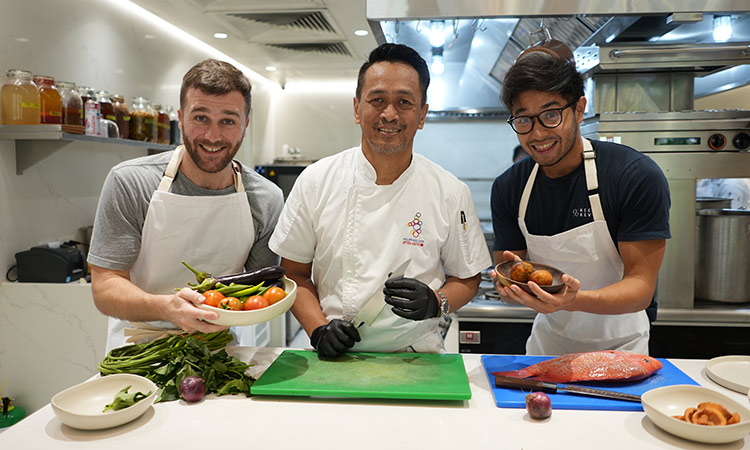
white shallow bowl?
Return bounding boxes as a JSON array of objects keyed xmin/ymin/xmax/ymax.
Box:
[
  {"xmin": 641, "ymin": 384, "xmax": 750, "ymax": 444},
  {"xmin": 705, "ymin": 355, "xmax": 750, "ymax": 394},
  {"xmin": 51, "ymin": 373, "xmax": 157, "ymax": 430},
  {"xmin": 199, "ymin": 276, "xmax": 297, "ymax": 326}
]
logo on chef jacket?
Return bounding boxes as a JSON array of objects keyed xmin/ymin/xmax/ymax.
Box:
[
  {"xmin": 572, "ymin": 207, "xmax": 592, "ymax": 219},
  {"xmin": 403, "ymin": 212, "xmax": 425, "ymax": 247}
]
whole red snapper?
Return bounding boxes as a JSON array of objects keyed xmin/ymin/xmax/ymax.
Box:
[{"xmin": 492, "ymin": 351, "xmax": 662, "ymax": 383}]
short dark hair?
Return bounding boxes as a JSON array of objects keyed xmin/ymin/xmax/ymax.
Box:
[
  {"xmin": 356, "ymin": 43, "xmax": 430, "ymax": 106},
  {"xmin": 501, "ymin": 51, "xmax": 584, "ymax": 111},
  {"xmin": 180, "ymin": 59, "xmax": 252, "ymax": 119}
]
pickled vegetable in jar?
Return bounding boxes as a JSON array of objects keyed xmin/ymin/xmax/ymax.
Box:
[
  {"xmin": 1, "ymin": 69, "xmax": 41, "ymax": 125},
  {"xmin": 153, "ymin": 103, "xmax": 170, "ymax": 145},
  {"xmin": 129, "ymin": 96, "xmax": 154, "ymax": 142},
  {"xmin": 32, "ymin": 75, "xmax": 62, "ymax": 124},
  {"xmin": 168, "ymin": 105, "xmax": 181, "ymax": 145},
  {"xmin": 97, "ymin": 90, "xmax": 116, "ymax": 123},
  {"xmin": 111, "ymin": 94, "xmax": 130, "ymax": 139},
  {"xmin": 57, "ymin": 81, "xmax": 83, "ymax": 126}
]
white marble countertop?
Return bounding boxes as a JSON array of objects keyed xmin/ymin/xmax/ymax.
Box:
[{"xmin": 1, "ymin": 348, "xmax": 748, "ymax": 450}]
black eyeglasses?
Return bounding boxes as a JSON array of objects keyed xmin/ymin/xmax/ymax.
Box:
[{"xmin": 507, "ymin": 98, "xmax": 579, "ymax": 135}]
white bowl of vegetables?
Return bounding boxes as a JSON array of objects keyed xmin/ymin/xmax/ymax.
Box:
[
  {"xmin": 184, "ymin": 263, "xmax": 297, "ymax": 327},
  {"xmin": 198, "ymin": 275, "xmax": 297, "ymax": 326},
  {"xmin": 51, "ymin": 373, "xmax": 156, "ymax": 430}
]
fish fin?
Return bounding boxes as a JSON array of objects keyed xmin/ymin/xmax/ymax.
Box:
[{"xmin": 492, "ymin": 369, "xmax": 531, "ymax": 379}]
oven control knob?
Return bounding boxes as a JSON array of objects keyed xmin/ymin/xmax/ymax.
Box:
[
  {"xmin": 709, "ymin": 133, "xmax": 726, "ymax": 150},
  {"xmin": 733, "ymin": 132, "xmax": 750, "ymax": 150}
]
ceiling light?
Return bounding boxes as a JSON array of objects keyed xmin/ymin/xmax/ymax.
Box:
[
  {"xmin": 431, "ymin": 48, "xmax": 444, "ymax": 75},
  {"xmin": 213, "ymin": 32, "xmax": 228, "ymax": 39},
  {"xmin": 265, "ymin": 66, "xmax": 277, "ymax": 72},
  {"xmin": 354, "ymin": 29, "xmax": 369, "ymax": 37},
  {"xmin": 712, "ymin": 15, "xmax": 732, "ymax": 42},
  {"xmin": 428, "ymin": 20, "xmax": 447, "ymax": 48}
]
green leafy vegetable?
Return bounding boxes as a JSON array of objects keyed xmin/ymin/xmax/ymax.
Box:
[
  {"xmin": 98, "ymin": 330, "xmax": 255, "ymax": 403},
  {"xmin": 103, "ymin": 385, "xmax": 152, "ymax": 412}
]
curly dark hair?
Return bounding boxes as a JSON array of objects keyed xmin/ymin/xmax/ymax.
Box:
[
  {"xmin": 501, "ymin": 51, "xmax": 584, "ymax": 111},
  {"xmin": 180, "ymin": 59, "xmax": 252, "ymax": 119},
  {"xmin": 356, "ymin": 43, "xmax": 430, "ymax": 106}
]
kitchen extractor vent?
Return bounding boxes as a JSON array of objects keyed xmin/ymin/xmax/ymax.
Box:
[
  {"xmin": 226, "ymin": 11, "xmax": 335, "ymax": 34},
  {"xmin": 264, "ymin": 42, "xmax": 352, "ymax": 56}
]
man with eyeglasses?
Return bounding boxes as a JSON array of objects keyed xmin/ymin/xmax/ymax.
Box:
[{"xmin": 489, "ymin": 48, "xmax": 671, "ymax": 356}]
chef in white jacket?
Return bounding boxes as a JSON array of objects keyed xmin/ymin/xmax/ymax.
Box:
[{"xmin": 269, "ymin": 43, "xmax": 491, "ymax": 355}]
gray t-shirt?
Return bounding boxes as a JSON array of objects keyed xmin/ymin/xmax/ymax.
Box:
[{"xmin": 88, "ymin": 150, "xmax": 284, "ymax": 272}]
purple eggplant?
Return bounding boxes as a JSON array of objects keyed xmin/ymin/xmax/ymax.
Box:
[{"xmin": 208, "ymin": 265, "xmax": 286, "ymax": 290}]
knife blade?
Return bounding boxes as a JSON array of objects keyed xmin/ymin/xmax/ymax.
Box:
[
  {"xmin": 494, "ymin": 375, "xmax": 642, "ymax": 402},
  {"xmin": 351, "ymin": 258, "xmax": 412, "ymax": 328}
]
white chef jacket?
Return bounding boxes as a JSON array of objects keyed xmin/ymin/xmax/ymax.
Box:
[{"xmin": 269, "ymin": 146, "xmax": 491, "ymax": 352}]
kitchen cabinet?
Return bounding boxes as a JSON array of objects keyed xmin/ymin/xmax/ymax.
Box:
[{"xmin": 0, "ymin": 125, "xmax": 175, "ymax": 175}]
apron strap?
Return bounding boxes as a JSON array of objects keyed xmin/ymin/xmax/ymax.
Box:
[
  {"xmin": 518, "ymin": 163, "xmax": 539, "ymax": 220},
  {"xmin": 583, "ymin": 139, "xmax": 605, "ymax": 222},
  {"xmin": 157, "ymin": 146, "xmax": 246, "ymax": 193}
]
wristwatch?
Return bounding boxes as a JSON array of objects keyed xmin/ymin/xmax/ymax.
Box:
[{"xmin": 437, "ymin": 290, "xmax": 450, "ymax": 317}]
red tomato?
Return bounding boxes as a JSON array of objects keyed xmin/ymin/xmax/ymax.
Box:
[
  {"xmin": 243, "ymin": 295, "xmax": 270, "ymax": 311},
  {"xmin": 219, "ymin": 297, "xmax": 243, "ymax": 311},
  {"xmin": 203, "ymin": 290, "xmax": 225, "ymax": 308},
  {"xmin": 262, "ymin": 286, "xmax": 287, "ymax": 305}
]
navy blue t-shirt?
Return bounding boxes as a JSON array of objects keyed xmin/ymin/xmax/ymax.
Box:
[{"xmin": 490, "ymin": 139, "xmax": 671, "ymax": 321}]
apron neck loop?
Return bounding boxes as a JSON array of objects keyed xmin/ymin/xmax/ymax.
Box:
[{"xmin": 157, "ymin": 146, "xmax": 245, "ymax": 193}]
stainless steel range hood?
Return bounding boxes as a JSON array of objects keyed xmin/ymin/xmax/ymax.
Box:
[{"xmin": 366, "ymin": 1, "xmax": 750, "ymax": 114}]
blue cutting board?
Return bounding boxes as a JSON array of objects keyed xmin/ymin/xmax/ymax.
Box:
[{"xmin": 482, "ymin": 355, "xmax": 698, "ymax": 411}]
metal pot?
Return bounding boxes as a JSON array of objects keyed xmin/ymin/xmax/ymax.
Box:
[{"xmin": 695, "ymin": 209, "xmax": 750, "ymax": 303}]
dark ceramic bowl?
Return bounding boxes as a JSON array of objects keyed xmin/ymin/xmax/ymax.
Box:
[{"xmin": 495, "ymin": 261, "xmax": 565, "ymax": 294}]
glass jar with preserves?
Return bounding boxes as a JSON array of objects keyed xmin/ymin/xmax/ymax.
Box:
[
  {"xmin": 97, "ymin": 90, "xmax": 116, "ymax": 123},
  {"xmin": 129, "ymin": 96, "xmax": 154, "ymax": 142},
  {"xmin": 153, "ymin": 103, "xmax": 170, "ymax": 145},
  {"xmin": 1, "ymin": 69, "xmax": 41, "ymax": 125},
  {"xmin": 78, "ymin": 86, "xmax": 94, "ymax": 105},
  {"xmin": 57, "ymin": 81, "xmax": 83, "ymax": 126},
  {"xmin": 32, "ymin": 75, "xmax": 62, "ymax": 124},
  {"xmin": 111, "ymin": 94, "xmax": 130, "ymax": 139},
  {"xmin": 167, "ymin": 105, "xmax": 181, "ymax": 145}
]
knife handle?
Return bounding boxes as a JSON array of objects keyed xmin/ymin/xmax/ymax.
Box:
[{"xmin": 494, "ymin": 376, "xmax": 558, "ymax": 394}]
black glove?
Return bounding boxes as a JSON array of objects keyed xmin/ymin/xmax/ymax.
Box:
[
  {"xmin": 383, "ymin": 277, "xmax": 439, "ymax": 321},
  {"xmin": 310, "ymin": 319, "xmax": 361, "ymax": 357}
]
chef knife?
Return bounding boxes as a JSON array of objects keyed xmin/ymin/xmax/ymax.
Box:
[
  {"xmin": 351, "ymin": 258, "xmax": 412, "ymax": 328},
  {"xmin": 494, "ymin": 375, "xmax": 642, "ymax": 402}
]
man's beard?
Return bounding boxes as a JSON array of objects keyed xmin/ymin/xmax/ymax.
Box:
[
  {"xmin": 183, "ymin": 138, "xmax": 239, "ymax": 174},
  {"xmin": 537, "ymin": 121, "xmax": 579, "ymax": 168}
]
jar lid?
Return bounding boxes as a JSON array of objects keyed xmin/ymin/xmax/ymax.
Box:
[
  {"xmin": 32, "ymin": 75, "xmax": 55, "ymax": 82},
  {"xmin": 6, "ymin": 69, "xmax": 32, "ymax": 78},
  {"xmin": 56, "ymin": 81, "xmax": 77, "ymax": 88}
]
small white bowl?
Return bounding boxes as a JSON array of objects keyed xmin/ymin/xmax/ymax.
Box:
[
  {"xmin": 198, "ymin": 276, "xmax": 297, "ymax": 326},
  {"xmin": 641, "ymin": 384, "xmax": 750, "ymax": 444},
  {"xmin": 51, "ymin": 373, "xmax": 157, "ymax": 430}
]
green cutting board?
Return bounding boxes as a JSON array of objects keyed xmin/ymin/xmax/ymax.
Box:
[{"xmin": 250, "ymin": 350, "xmax": 471, "ymax": 400}]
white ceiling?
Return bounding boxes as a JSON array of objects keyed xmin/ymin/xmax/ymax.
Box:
[{"xmin": 132, "ymin": 0, "xmax": 378, "ymax": 86}]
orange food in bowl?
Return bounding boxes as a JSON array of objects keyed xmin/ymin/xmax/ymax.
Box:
[
  {"xmin": 529, "ymin": 269, "xmax": 553, "ymax": 286},
  {"xmin": 673, "ymin": 401, "xmax": 741, "ymax": 426},
  {"xmin": 510, "ymin": 261, "xmax": 535, "ymax": 283}
]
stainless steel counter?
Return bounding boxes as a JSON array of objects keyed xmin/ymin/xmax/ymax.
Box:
[{"xmin": 458, "ymin": 290, "xmax": 750, "ymax": 326}]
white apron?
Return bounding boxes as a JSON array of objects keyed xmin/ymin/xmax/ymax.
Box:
[
  {"xmin": 521, "ymin": 139, "xmax": 650, "ymax": 355},
  {"xmin": 105, "ymin": 146, "xmax": 254, "ymax": 353}
]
